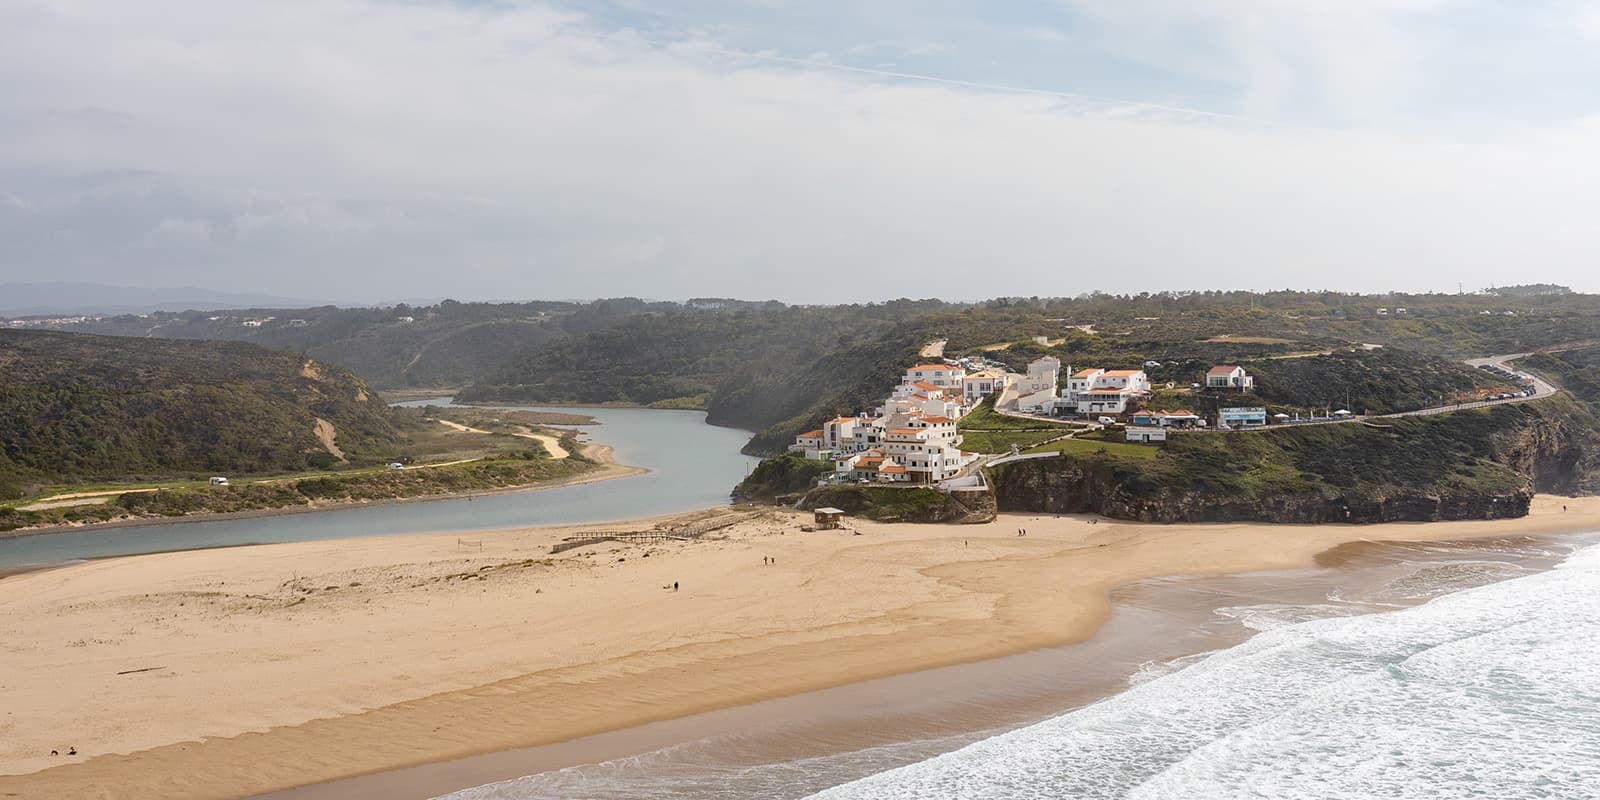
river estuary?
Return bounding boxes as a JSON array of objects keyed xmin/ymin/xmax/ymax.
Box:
[{"xmin": 0, "ymin": 403, "xmax": 759, "ymax": 572}]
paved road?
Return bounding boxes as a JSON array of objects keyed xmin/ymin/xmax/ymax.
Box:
[{"xmin": 1381, "ymin": 352, "xmax": 1556, "ymax": 419}]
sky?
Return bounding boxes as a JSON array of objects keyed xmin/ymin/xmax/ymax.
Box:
[{"xmin": 3, "ymin": 0, "xmax": 1600, "ymax": 304}]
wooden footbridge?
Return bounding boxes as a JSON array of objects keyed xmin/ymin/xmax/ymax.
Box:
[{"xmin": 550, "ymin": 512, "xmax": 759, "ymax": 554}]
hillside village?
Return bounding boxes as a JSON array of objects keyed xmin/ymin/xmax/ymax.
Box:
[{"xmin": 791, "ymin": 345, "xmax": 1544, "ymax": 486}]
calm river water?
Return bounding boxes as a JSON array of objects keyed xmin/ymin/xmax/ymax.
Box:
[{"xmin": 0, "ymin": 403, "xmax": 758, "ymax": 571}]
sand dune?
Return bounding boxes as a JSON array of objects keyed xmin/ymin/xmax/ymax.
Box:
[{"xmin": 3, "ymin": 496, "xmax": 1599, "ymax": 799}]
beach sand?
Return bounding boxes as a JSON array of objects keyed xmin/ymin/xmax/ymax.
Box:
[{"xmin": 3, "ymin": 496, "xmax": 1599, "ymax": 799}]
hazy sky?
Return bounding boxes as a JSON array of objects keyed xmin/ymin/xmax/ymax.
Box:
[{"xmin": 4, "ymin": 1, "xmax": 1600, "ymax": 303}]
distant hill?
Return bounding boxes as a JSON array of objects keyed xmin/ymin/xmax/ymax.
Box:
[
  {"xmin": 0, "ymin": 282, "xmax": 319, "ymax": 316},
  {"xmin": 39, "ymin": 297, "xmax": 676, "ymax": 389},
  {"xmin": 0, "ymin": 330, "xmax": 405, "ymax": 498}
]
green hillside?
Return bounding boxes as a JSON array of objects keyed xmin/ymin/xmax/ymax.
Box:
[
  {"xmin": 990, "ymin": 396, "xmax": 1600, "ymax": 523},
  {"xmin": 39, "ymin": 298, "xmax": 681, "ymax": 389},
  {"xmin": 0, "ymin": 330, "xmax": 405, "ymax": 498}
]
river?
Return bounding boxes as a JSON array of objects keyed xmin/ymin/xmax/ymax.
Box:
[{"xmin": 0, "ymin": 403, "xmax": 759, "ymax": 572}]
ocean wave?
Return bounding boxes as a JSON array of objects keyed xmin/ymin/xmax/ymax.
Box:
[{"xmin": 806, "ymin": 542, "xmax": 1600, "ymax": 799}]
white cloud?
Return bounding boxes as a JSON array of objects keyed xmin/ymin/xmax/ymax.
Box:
[{"xmin": 0, "ymin": 1, "xmax": 1598, "ymax": 300}]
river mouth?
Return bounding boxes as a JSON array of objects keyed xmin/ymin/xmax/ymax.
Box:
[{"xmin": 0, "ymin": 404, "xmax": 758, "ymax": 573}]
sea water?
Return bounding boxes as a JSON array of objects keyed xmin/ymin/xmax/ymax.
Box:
[
  {"xmin": 441, "ymin": 539, "xmax": 1600, "ymax": 800},
  {"xmin": 810, "ymin": 541, "xmax": 1600, "ymax": 800}
]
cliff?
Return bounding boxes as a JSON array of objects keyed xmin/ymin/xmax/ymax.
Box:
[
  {"xmin": 991, "ymin": 397, "xmax": 1600, "ymax": 524},
  {"xmin": 796, "ymin": 485, "xmax": 996, "ymax": 525}
]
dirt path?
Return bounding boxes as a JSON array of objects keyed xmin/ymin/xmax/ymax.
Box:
[
  {"xmin": 979, "ymin": 337, "xmax": 1063, "ymax": 352},
  {"xmin": 919, "ymin": 339, "xmax": 947, "ymax": 358},
  {"xmin": 433, "ymin": 419, "xmax": 569, "ymax": 458},
  {"xmin": 16, "ymin": 496, "xmax": 118, "ymax": 512}
]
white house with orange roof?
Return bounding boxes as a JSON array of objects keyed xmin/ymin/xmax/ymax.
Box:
[
  {"xmin": 884, "ymin": 380, "xmax": 968, "ymax": 420},
  {"xmin": 1062, "ymin": 368, "xmax": 1151, "ymax": 416},
  {"xmin": 878, "ymin": 411, "xmax": 979, "ymax": 483},
  {"xmin": 788, "ymin": 428, "xmax": 829, "ymax": 459},
  {"xmin": 792, "ymin": 362, "xmax": 979, "ymax": 465},
  {"xmin": 835, "ymin": 449, "xmax": 912, "ymax": 483},
  {"xmin": 820, "ymin": 416, "xmax": 862, "ymax": 451}
]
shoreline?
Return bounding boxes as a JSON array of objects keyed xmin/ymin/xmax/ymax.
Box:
[
  {"xmin": 0, "ymin": 445, "xmax": 647, "ymax": 542},
  {"xmin": 257, "ymin": 531, "xmax": 1592, "ymax": 800},
  {"xmin": 3, "ymin": 497, "xmax": 1598, "ymax": 799}
]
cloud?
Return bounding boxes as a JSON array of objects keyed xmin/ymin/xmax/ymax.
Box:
[{"xmin": 0, "ymin": 1, "xmax": 1598, "ymax": 302}]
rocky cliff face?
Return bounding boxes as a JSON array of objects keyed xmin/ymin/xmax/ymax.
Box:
[
  {"xmin": 1489, "ymin": 407, "xmax": 1600, "ymax": 495},
  {"xmin": 990, "ymin": 457, "xmax": 1531, "ymax": 524},
  {"xmin": 797, "ymin": 485, "xmax": 996, "ymax": 524}
]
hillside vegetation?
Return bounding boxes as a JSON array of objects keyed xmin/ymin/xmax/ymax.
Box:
[
  {"xmin": 0, "ymin": 330, "xmax": 410, "ymax": 498},
  {"xmin": 41, "ymin": 298, "xmax": 691, "ymax": 388},
  {"xmin": 991, "ymin": 396, "xmax": 1600, "ymax": 523}
]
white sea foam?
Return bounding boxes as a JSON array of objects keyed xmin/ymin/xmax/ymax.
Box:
[{"xmin": 806, "ymin": 542, "xmax": 1600, "ymax": 800}]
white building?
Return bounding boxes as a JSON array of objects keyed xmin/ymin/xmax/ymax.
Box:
[
  {"xmin": 1205, "ymin": 365, "xmax": 1254, "ymax": 390},
  {"xmin": 903, "ymin": 364, "xmax": 966, "ymax": 389},
  {"xmin": 879, "ymin": 413, "xmax": 978, "ymax": 484},
  {"xmin": 1124, "ymin": 426, "xmax": 1168, "ymax": 443},
  {"xmin": 884, "ymin": 381, "xmax": 968, "ymax": 420},
  {"xmin": 820, "ymin": 416, "xmax": 862, "ymax": 452},
  {"xmin": 1013, "ymin": 356, "xmax": 1062, "ymax": 413},
  {"xmin": 1062, "ymin": 369, "xmax": 1151, "ymax": 416},
  {"xmin": 788, "ymin": 429, "xmax": 829, "ymax": 459},
  {"xmin": 962, "ymin": 369, "xmax": 1013, "ymax": 403}
]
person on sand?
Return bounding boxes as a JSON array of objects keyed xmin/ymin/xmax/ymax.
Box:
[
  {"xmin": 67, "ymin": 747, "xmax": 76, "ymax": 756},
  {"xmin": 673, "ymin": 581, "xmax": 679, "ymax": 592}
]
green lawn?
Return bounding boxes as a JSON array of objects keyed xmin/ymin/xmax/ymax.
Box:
[
  {"xmin": 1023, "ymin": 437, "xmax": 1161, "ymax": 459},
  {"xmin": 958, "ymin": 398, "xmax": 1074, "ymax": 431},
  {"xmin": 959, "ymin": 429, "xmax": 1070, "ymax": 454}
]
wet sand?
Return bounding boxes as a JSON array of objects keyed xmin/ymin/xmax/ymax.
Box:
[{"xmin": 3, "ymin": 496, "xmax": 1599, "ymax": 799}]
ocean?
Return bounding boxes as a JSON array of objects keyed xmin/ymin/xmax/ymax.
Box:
[
  {"xmin": 809, "ymin": 540, "xmax": 1600, "ymax": 800},
  {"xmin": 438, "ymin": 537, "xmax": 1600, "ymax": 800}
]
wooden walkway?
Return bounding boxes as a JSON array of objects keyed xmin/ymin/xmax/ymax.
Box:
[{"xmin": 550, "ymin": 512, "xmax": 759, "ymax": 554}]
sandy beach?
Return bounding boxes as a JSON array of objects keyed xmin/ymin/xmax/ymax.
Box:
[{"xmin": 3, "ymin": 495, "xmax": 1599, "ymax": 799}]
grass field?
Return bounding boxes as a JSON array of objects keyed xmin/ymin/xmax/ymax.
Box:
[
  {"xmin": 959, "ymin": 429, "xmax": 1071, "ymax": 454},
  {"xmin": 1023, "ymin": 437, "xmax": 1161, "ymax": 459}
]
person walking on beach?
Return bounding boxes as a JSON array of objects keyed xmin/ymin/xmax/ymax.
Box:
[{"xmin": 673, "ymin": 581, "xmax": 679, "ymax": 592}]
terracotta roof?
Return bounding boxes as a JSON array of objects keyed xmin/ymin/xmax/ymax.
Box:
[
  {"xmin": 797, "ymin": 430, "xmax": 824, "ymax": 439},
  {"xmin": 919, "ymin": 416, "xmax": 954, "ymax": 424},
  {"xmin": 880, "ymin": 465, "xmax": 908, "ymax": 473},
  {"xmin": 887, "ymin": 428, "xmax": 926, "ymax": 435},
  {"xmin": 1164, "ymin": 409, "xmax": 1199, "ymax": 417},
  {"xmin": 909, "ymin": 364, "xmax": 957, "ymax": 372},
  {"xmin": 1207, "ymin": 365, "xmax": 1242, "ymax": 376},
  {"xmin": 1103, "ymin": 370, "xmax": 1143, "ymax": 377},
  {"xmin": 1072, "ymin": 369, "xmax": 1103, "ymax": 378},
  {"xmin": 826, "ymin": 416, "xmax": 857, "ymax": 424},
  {"xmin": 912, "ymin": 381, "xmax": 945, "ymax": 392}
]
